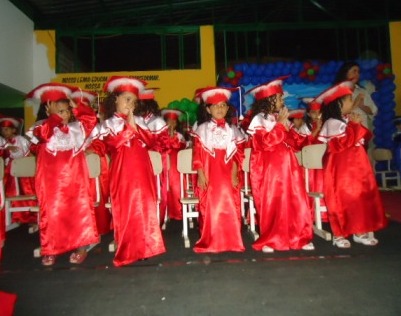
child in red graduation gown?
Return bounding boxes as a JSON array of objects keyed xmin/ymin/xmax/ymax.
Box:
[
  {"xmin": 0, "ymin": 116, "xmax": 37, "ymax": 225},
  {"xmin": 25, "ymin": 83, "xmax": 99, "ymax": 266},
  {"xmin": 99, "ymin": 76, "xmax": 165, "ymax": 267},
  {"xmin": 316, "ymin": 81, "xmax": 387, "ymax": 248},
  {"xmin": 246, "ymin": 77, "xmax": 314, "ymax": 253},
  {"xmin": 191, "ymin": 87, "xmax": 246, "ymax": 253},
  {"xmin": 71, "ymin": 89, "xmax": 112, "ymax": 235},
  {"xmin": 160, "ymin": 109, "xmax": 187, "ymax": 221},
  {"xmin": 288, "ymin": 107, "xmax": 328, "ymax": 222}
]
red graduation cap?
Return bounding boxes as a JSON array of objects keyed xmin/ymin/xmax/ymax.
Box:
[
  {"xmin": 161, "ymin": 109, "xmax": 182, "ymax": 121},
  {"xmin": 200, "ymin": 87, "xmax": 233, "ymax": 104},
  {"xmin": 103, "ymin": 76, "xmax": 147, "ymax": 97},
  {"xmin": 246, "ymin": 76, "xmax": 289, "ymax": 100},
  {"xmin": 315, "ymin": 81, "xmax": 354, "ymax": 106},
  {"xmin": 139, "ymin": 88, "xmax": 160, "ymax": 100},
  {"xmin": 193, "ymin": 87, "xmax": 207, "ymax": 104},
  {"xmin": 301, "ymin": 97, "xmax": 321, "ymax": 111},
  {"xmin": 0, "ymin": 116, "xmax": 20, "ymax": 129},
  {"xmin": 26, "ymin": 82, "xmax": 74, "ymax": 103},
  {"xmin": 288, "ymin": 109, "xmax": 306, "ymax": 119}
]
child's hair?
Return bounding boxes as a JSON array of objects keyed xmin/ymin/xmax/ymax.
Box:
[
  {"xmin": 334, "ymin": 61, "xmax": 360, "ymax": 84},
  {"xmin": 103, "ymin": 93, "xmax": 117, "ymax": 119},
  {"xmin": 35, "ymin": 99, "xmax": 71, "ymax": 122},
  {"xmin": 250, "ymin": 94, "xmax": 279, "ymax": 119},
  {"xmin": 134, "ymin": 99, "xmax": 161, "ymax": 117},
  {"xmin": 321, "ymin": 97, "xmax": 347, "ymax": 124},
  {"xmin": 197, "ymin": 102, "xmax": 235, "ymax": 126},
  {"xmin": 304, "ymin": 109, "xmax": 314, "ymax": 132}
]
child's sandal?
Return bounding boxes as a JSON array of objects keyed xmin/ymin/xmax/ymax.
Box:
[
  {"xmin": 42, "ymin": 255, "xmax": 56, "ymax": 266},
  {"xmin": 333, "ymin": 237, "xmax": 351, "ymax": 248},
  {"xmin": 353, "ymin": 234, "xmax": 378, "ymax": 246},
  {"xmin": 69, "ymin": 251, "xmax": 88, "ymax": 264}
]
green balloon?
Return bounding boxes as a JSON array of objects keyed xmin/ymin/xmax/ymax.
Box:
[
  {"xmin": 177, "ymin": 102, "xmax": 188, "ymax": 112},
  {"xmin": 188, "ymin": 101, "xmax": 199, "ymax": 112},
  {"xmin": 181, "ymin": 98, "xmax": 191, "ymax": 104},
  {"xmin": 307, "ymin": 69, "xmax": 315, "ymax": 76},
  {"xmin": 383, "ymin": 68, "xmax": 391, "ymax": 75}
]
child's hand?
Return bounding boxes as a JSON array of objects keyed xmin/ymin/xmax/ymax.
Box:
[
  {"xmin": 127, "ymin": 108, "xmax": 137, "ymax": 130},
  {"xmin": 68, "ymin": 98, "xmax": 78, "ymax": 108},
  {"xmin": 45, "ymin": 101, "xmax": 59, "ymax": 117},
  {"xmin": 311, "ymin": 119, "xmax": 322, "ymax": 137},
  {"xmin": 353, "ymin": 93, "xmax": 364, "ymax": 109},
  {"xmin": 349, "ymin": 112, "xmax": 362, "ymax": 124},
  {"xmin": 277, "ymin": 107, "xmax": 289, "ymax": 130},
  {"xmin": 6, "ymin": 145, "xmax": 19, "ymax": 153},
  {"xmin": 197, "ymin": 169, "xmax": 208, "ymax": 190}
]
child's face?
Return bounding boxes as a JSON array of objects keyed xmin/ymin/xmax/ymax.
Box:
[
  {"xmin": 167, "ymin": 118, "xmax": 177, "ymax": 130},
  {"xmin": 292, "ymin": 117, "xmax": 304, "ymax": 129},
  {"xmin": 341, "ymin": 95, "xmax": 353, "ymax": 115},
  {"xmin": 274, "ymin": 94, "xmax": 285, "ymax": 111},
  {"xmin": 308, "ymin": 110, "xmax": 321, "ymax": 121},
  {"xmin": 0, "ymin": 127, "xmax": 16, "ymax": 139},
  {"xmin": 346, "ymin": 66, "xmax": 360, "ymax": 84},
  {"xmin": 48, "ymin": 101, "xmax": 71, "ymax": 124},
  {"xmin": 206, "ymin": 101, "xmax": 229, "ymax": 120},
  {"xmin": 115, "ymin": 92, "xmax": 137, "ymax": 116}
]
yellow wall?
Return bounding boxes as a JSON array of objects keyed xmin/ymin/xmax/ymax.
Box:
[
  {"xmin": 25, "ymin": 26, "xmax": 216, "ymax": 128},
  {"xmin": 390, "ymin": 21, "xmax": 401, "ymax": 116}
]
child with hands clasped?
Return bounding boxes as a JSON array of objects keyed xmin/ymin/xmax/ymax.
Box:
[
  {"xmin": 99, "ymin": 76, "xmax": 165, "ymax": 267},
  {"xmin": 160, "ymin": 109, "xmax": 187, "ymax": 221},
  {"xmin": 246, "ymin": 77, "xmax": 314, "ymax": 253},
  {"xmin": 316, "ymin": 81, "xmax": 387, "ymax": 248},
  {"xmin": 25, "ymin": 83, "xmax": 99, "ymax": 266},
  {"xmin": 191, "ymin": 87, "xmax": 246, "ymax": 253}
]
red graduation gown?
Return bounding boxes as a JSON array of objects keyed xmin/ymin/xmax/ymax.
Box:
[
  {"xmin": 100, "ymin": 114, "xmax": 165, "ymax": 267},
  {"xmin": 192, "ymin": 120, "xmax": 246, "ymax": 253},
  {"xmin": 318, "ymin": 119, "xmax": 387, "ymax": 237},
  {"xmin": 248, "ymin": 113, "xmax": 313, "ymax": 251},
  {"xmin": 27, "ymin": 104, "xmax": 99, "ymax": 256}
]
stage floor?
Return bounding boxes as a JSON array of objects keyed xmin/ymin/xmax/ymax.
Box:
[{"xmin": 1, "ymin": 217, "xmax": 401, "ymax": 316}]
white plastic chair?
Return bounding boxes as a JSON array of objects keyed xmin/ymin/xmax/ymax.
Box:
[
  {"xmin": 148, "ymin": 150, "xmax": 169, "ymax": 229},
  {"xmin": 241, "ymin": 147, "xmax": 259, "ymax": 241},
  {"xmin": 301, "ymin": 143, "xmax": 331, "ymax": 241},
  {"xmin": 177, "ymin": 148, "xmax": 199, "ymax": 248},
  {"xmin": 4, "ymin": 156, "xmax": 38, "ymax": 232},
  {"xmin": 372, "ymin": 148, "xmax": 401, "ymax": 189},
  {"xmin": 86, "ymin": 153, "xmax": 102, "ymax": 207}
]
